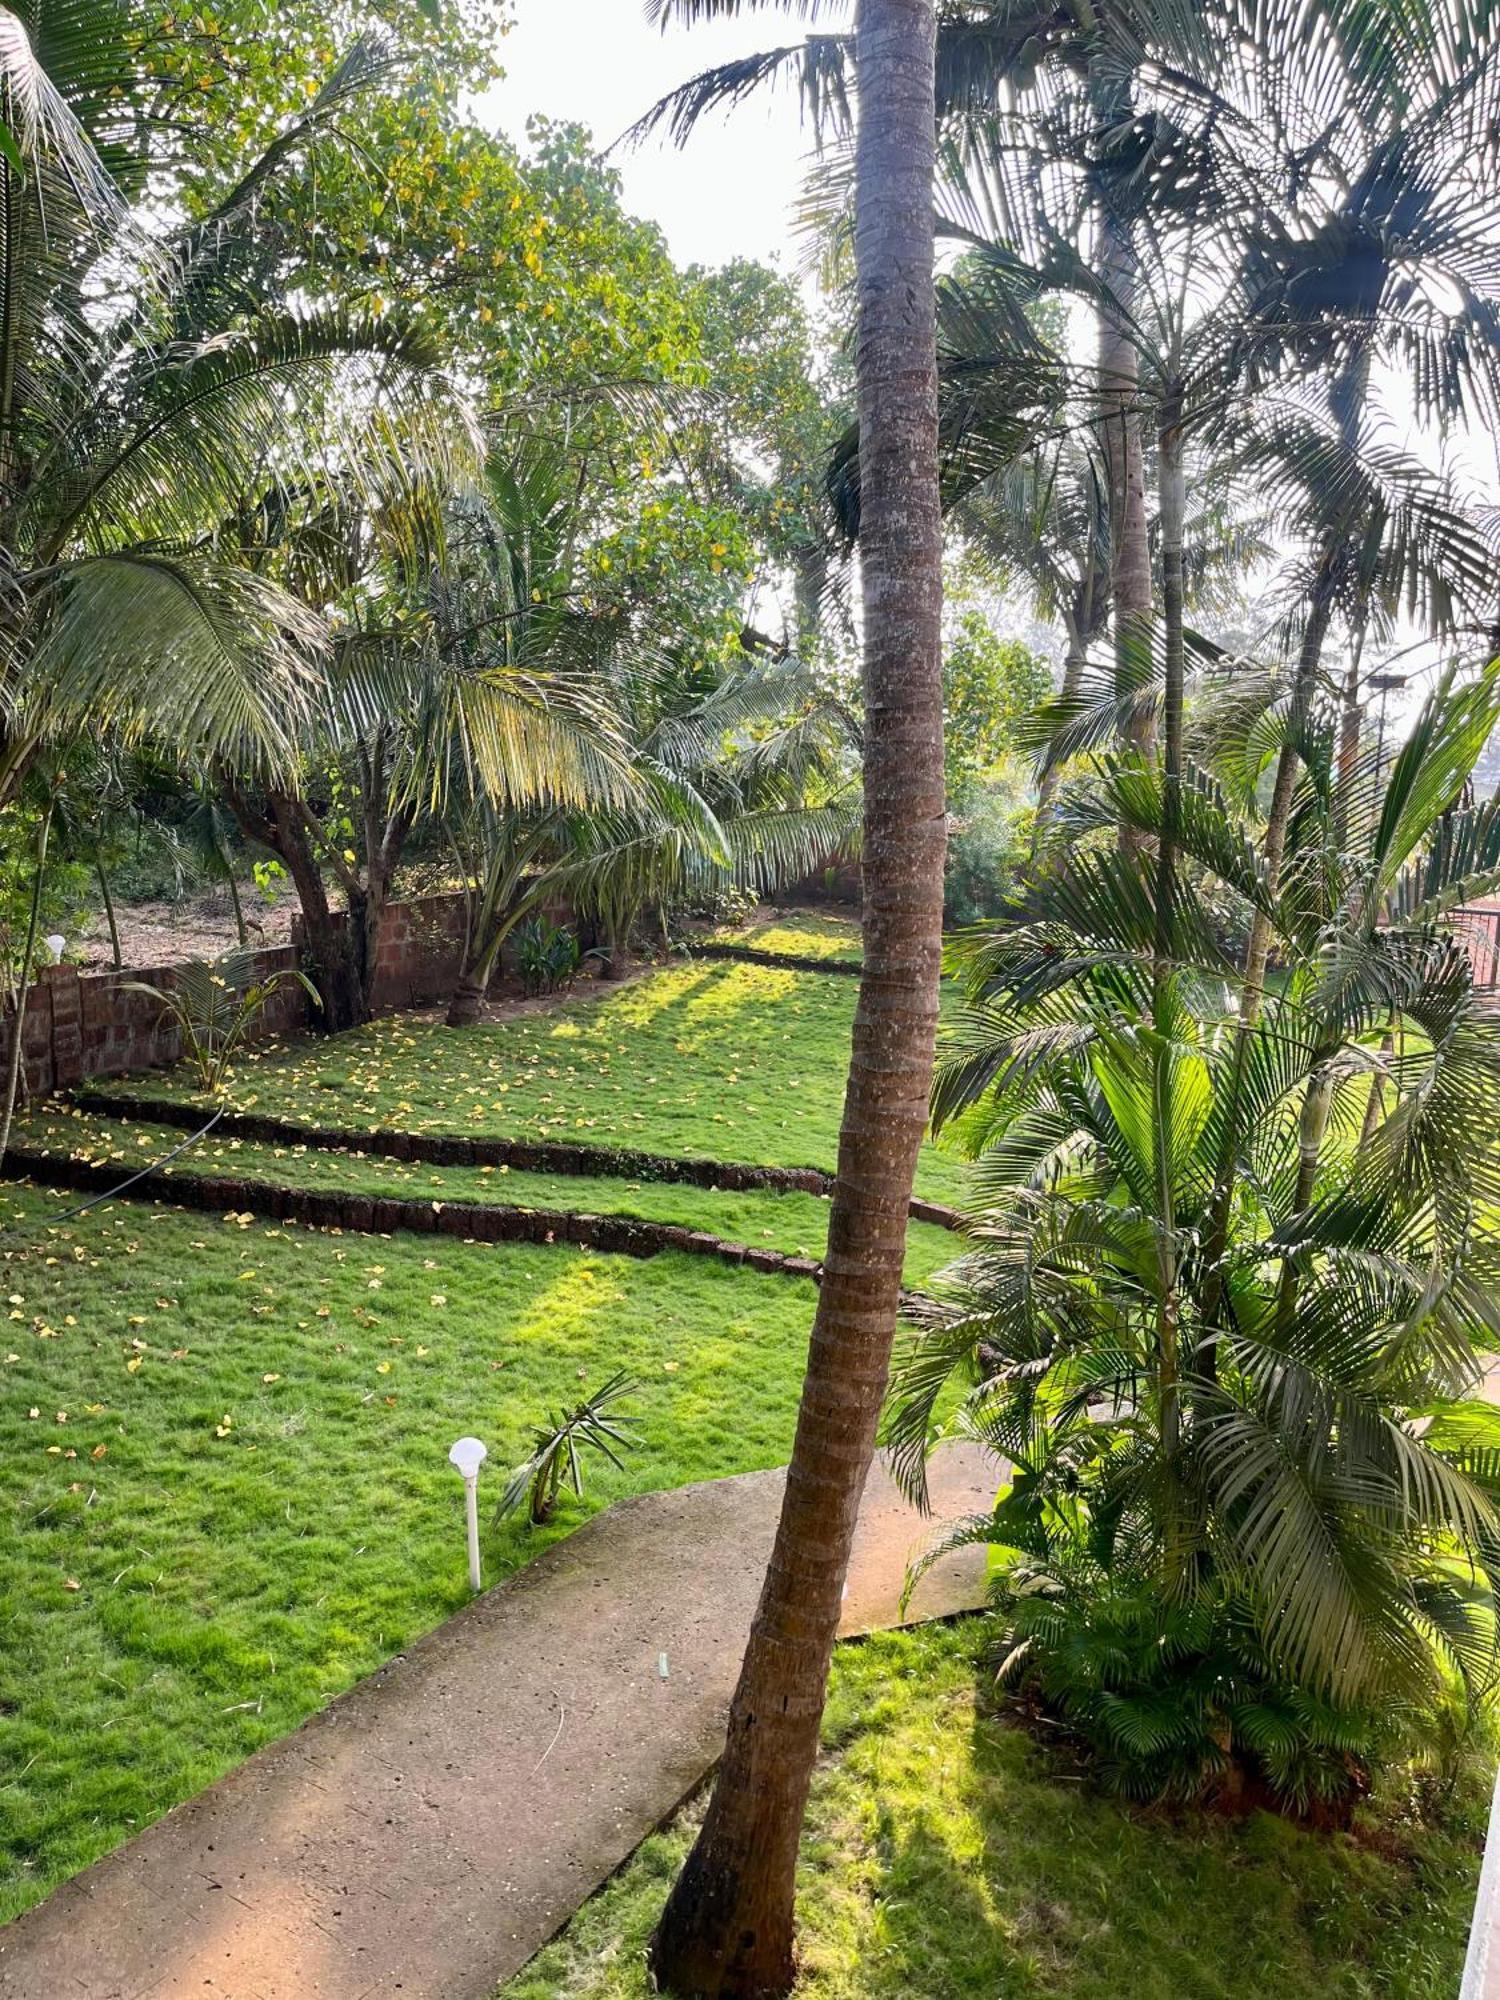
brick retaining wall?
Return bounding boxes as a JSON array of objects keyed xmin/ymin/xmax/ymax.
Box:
[{"xmin": 6, "ymin": 892, "xmax": 472, "ymax": 1099}]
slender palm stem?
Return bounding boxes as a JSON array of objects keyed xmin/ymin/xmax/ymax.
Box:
[{"xmin": 0, "ymin": 803, "xmax": 52, "ymax": 1169}]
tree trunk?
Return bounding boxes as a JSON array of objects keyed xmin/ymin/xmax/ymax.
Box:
[
  {"xmin": 1153, "ymin": 399, "xmax": 1186, "ymax": 974},
  {"xmin": 1092, "ymin": 94, "xmax": 1152, "ymax": 780},
  {"xmin": 647, "ymin": 4, "xmax": 944, "ymax": 1993},
  {"xmin": 1240, "ymin": 568, "xmax": 1338, "ymax": 1011},
  {"xmin": 1153, "ymin": 403, "xmax": 1185, "ymax": 1471},
  {"xmin": 225, "ymin": 867, "xmax": 249, "ymax": 949},
  {"xmin": 270, "ymin": 809, "xmax": 365, "ymax": 1034},
  {"xmin": 599, "ymin": 911, "xmax": 631, "ymax": 981},
  {"xmin": 0, "ymin": 808, "xmax": 51, "ymax": 1171},
  {"xmin": 1032, "ymin": 625, "xmax": 1086, "ymax": 854},
  {"xmin": 445, "ymin": 962, "xmax": 490, "ymax": 1028},
  {"xmin": 95, "ymin": 854, "xmax": 123, "ymax": 969},
  {"xmin": 1197, "ymin": 562, "xmax": 1339, "ymax": 1366}
]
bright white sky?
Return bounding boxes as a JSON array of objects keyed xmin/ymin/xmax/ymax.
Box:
[{"xmin": 477, "ymin": 0, "xmax": 816, "ymax": 272}]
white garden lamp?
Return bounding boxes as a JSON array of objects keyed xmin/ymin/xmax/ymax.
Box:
[
  {"xmin": 449, "ymin": 1436, "xmax": 488, "ymax": 1593},
  {"xmin": 45, "ymin": 935, "xmax": 66, "ymax": 966}
]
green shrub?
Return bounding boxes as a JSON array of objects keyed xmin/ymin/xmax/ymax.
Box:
[
  {"xmin": 513, "ymin": 918, "xmax": 581, "ymax": 997},
  {"xmin": 992, "ymin": 1552, "xmax": 1415, "ymax": 1817}
]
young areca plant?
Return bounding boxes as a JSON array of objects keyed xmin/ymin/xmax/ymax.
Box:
[
  {"xmin": 126, "ymin": 953, "xmax": 320, "ymax": 1097},
  {"xmin": 496, "ymin": 1372, "xmax": 642, "ymax": 1528}
]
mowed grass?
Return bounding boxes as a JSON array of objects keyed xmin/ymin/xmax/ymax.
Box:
[
  {"xmin": 105, "ymin": 956, "xmax": 968, "ymax": 1207},
  {"xmin": 505, "ymin": 1620, "xmax": 1485, "ymax": 2000},
  {"xmin": 11, "ymin": 1107, "xmax": 962, "ymax": 1290},
  {"xmin": 0, "ymin": 1185, "xmax": 821, "ymax": 1922},
  {"xmin": 707, "ymin": 911, "xmax": 864, "ymax": 963}
]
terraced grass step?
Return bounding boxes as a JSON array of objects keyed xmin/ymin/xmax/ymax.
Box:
[
  {"xmin": 66, "ymin": 1088, "xmax": 965, "ymax": 1232},
  {"xmin": 86, "ymin": 954, "xmax": 971, "ymax": 1209},
  {"xmin": 13, "ymin": 1106, "xmax": 962, "ymax": 1292},
  {"xmin": 686, "ymin": 942, "xmax": 862, "ymax": 976}
]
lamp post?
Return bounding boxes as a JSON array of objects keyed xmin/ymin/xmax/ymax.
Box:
[{"xmin": 448, "ymin": 1436, "xmax": 487, "ymax": 1593}]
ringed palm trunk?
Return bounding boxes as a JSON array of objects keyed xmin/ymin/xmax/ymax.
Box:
[
  {"xmin": 1197, "ymin": 552, "xmax": 1341, "ymax": 1359},
  {"xmin": 1032, "ymin": 621, "xmax": 1086, "ymax": 854},
  {"xmin": 1153, "ymin": 400, "xmax": 1185, "ymax": 1469},
  {"xmin": 1091, "ymin": 84, "xmax": 1153, "ymax": 787},
  {"xmin": 0, "ymin": 805, "xmax": 50, "ymax": 1171},
  {"xmin": 646, "ymin": 3, "xmax": 945, "ymax": 1991}
]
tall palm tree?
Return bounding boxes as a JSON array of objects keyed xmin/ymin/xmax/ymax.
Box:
[{"xmin": 646, "ymin": 2, "xmax": 945, "ymax": 1993}]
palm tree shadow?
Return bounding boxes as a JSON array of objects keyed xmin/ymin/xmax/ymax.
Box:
[{"xmin": 811, "ymin": 1639, "xmax": 1382, "ymax": 2000}]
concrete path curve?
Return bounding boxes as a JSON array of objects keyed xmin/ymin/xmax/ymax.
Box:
[{"xmin": 0, "ymin": 1446, "xmax": 998, "ymax": 2000}]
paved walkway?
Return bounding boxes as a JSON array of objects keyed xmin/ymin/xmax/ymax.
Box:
[{"xmin": 0, "ymin": 1448, "xmax": 998, "ymax": 2000}]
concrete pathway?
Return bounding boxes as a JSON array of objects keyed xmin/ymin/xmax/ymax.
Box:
[{"xmin": 0, "ymin": 1448, "xmax": 998, "ymax": 2000}]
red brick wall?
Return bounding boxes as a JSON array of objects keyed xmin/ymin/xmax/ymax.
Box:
[{"xmin": 5, "ymin": 891, "xmax": 476, "ymax": 1097}]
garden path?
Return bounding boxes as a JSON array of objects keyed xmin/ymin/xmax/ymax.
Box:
[{"xmin": 0, "ymin": 1445, "xmax": 997, "ymax": 2000}]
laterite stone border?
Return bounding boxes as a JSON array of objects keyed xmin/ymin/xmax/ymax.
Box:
[
  {"xmin": 66, "ymin": 1087, "xmax": 964, "ymax": 1231},
  {"xmin": 8, "ymin": 1145, "xmax": 939, "ymax": 1315},
  {"xmin": 686, "ymin": 943, "xmax": 863, "ymax": 977}
]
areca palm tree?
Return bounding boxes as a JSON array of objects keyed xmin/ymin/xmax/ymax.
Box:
[{"xmin": 895, "ymin": 658, "xmax": 1500, "ymax": 1788}]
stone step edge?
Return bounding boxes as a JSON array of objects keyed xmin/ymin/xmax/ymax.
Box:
[
  {"xmin": 61, "ymin": 1088, "xmax": 964, "ymax": 1231},
  {"xmin": 683, "ymin": 942, "xmax": 863, "ymax": 977},
  {"xmin": 7, "ymin": 1144, "xmax": 940, "ymax": 1317}
]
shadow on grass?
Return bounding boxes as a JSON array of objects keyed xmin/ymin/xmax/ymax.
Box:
[{"xmin": 505, "ymin": 1621, "xmax": 1482, "ymax": 2000}]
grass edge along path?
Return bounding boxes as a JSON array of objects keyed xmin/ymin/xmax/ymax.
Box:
[
  {"xmin": 0, "ymin": 1452, "xmax": 996, "ymax": 2000},
  {"xmin": 503, "ymin": 1617, "xmax": 1488, "ymax": 2000},
  {"xmin": 0, "ymin": 1189, "xmax": 833, "ymax": 1923}
]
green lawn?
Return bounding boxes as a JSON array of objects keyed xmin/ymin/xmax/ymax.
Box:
[
  {"xmin": 0, "ymin": 1185, "xmax": 820, "ymax": 1922},
  {"xmin": 506, "ymin": 1620, "xmax": 1485, "ymax": 2000},
  {"xmin": 707, "ymin": 911, "xmax": 864, "ymax": 963},
  {"xmin": 98, "ymin": 956, "xmax": 968, "ymax": 1206},
  {"xmin": 12, "ymin": 1106, "xmax": 962, "ymax": 1290}
]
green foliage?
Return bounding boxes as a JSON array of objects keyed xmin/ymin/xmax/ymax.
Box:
[
  {"xmin": 497, "ymin": 1370, "xmax": 642, "ymax": 1526},
  {"xmin": 512, "ymin": 918, "xmax": 582, "ymax": 998},
  {"xmin": 0, "ymin": 804, "xmax": 90, "ymax": 984},
  {"xmin": 943, "ymin": 776, "xmax": 1032, "ymax": 926},
  {"xmin": 992, "ymin": 1553, "xmax": 1411, "ymax": 1814},
  {"xmin": 942, "ymin": 612, "xmax": 1052, "ymax": 808},
  {"xmin": 124, "ymin": 955, "xmax": 321, "ymax": 1095},
  {"xmin": 890, "ymin": 661, "xmax": 1500, "ymax": 1807}
]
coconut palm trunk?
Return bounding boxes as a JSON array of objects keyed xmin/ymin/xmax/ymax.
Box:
[{"xmin": 646, "ymin": 2, "xmax": 945, "ymax": 1993}]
